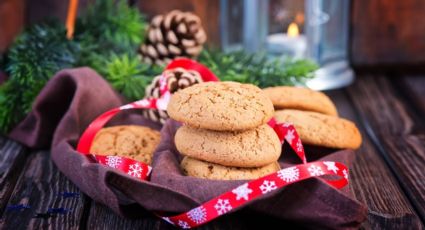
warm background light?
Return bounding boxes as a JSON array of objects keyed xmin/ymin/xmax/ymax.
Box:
[{"xmin": 287, "ymin": 22, "xmax": 299, "ymax": 37}]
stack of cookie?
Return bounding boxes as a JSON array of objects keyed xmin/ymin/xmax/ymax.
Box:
[
  {"xmin": 263, "ymin": 86, "xmax": 362, "ymax": 149},
  {"xmin": 168, "ymin": 81, "xmax": 282, "ymax": 180}
]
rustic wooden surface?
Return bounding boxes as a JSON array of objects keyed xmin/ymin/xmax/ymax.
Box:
[
  {"xmin": 350, "ymin": 0, "xmax": 425, "ymax": 66},
  {"xmin": 0, "ymin": 74, "xmax": 425, "ymax": 229},
  {"xmin": 0, "ymin": 0, "xmax": 25, "ymax": 54}
]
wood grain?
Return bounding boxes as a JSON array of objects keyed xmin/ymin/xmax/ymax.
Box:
[
  {"xmin": 25, "ymin": 0, "xmax": 93, "ymax": 24},
  {"xmin": 0, "ymin": 0, "xmax": 25, "ymax": 54},
  {"xmin": 346, "ymin": 75, "xmax": 424, "ymax": 136},
  {"xmin": 0, "ymin": 138, "xmax": 28, "ymax": 217},
  {"xmin": 346, "ymin": 75, "xmax": 425, "ymax": 225},
  {"xmin": 86, "ymin": 203, "xmax": 164, "ymax": 230},
  {"xmin": 351, "ymin": 0, "xmax": 425, "ymax": 66},
  {"xmin": 396, "ymin": 75, "xmax": 425, "ymax": 117},
  {"xmin": 327, "ymin": 90, "xmax": 422, "ymax": 229},
  {"xmin": 380, "ymin": 135, "xmax": 425, "ymax": 220},
  {"xmin": 86, "ymin": 202, "xmax": 297, "ymax": 229},
  {"xmin": 0, "ymin": 151, "xmax": 87, "ymax": 230}
]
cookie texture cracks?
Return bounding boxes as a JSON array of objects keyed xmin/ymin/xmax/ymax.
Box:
[
  {"xmin": 175, "ymin": 124, "xmax": 281, "ymax": 167},
  {"xmin": 263, "ymin": 86, "xmax": 338, "ymax": 116},
  {"xmin": 274, "ymin": 110, "xmax": 362, "ymax": 149},
  {"xmin": 167, "ymin": 81, "xmax": 274, "ymax": 131}
]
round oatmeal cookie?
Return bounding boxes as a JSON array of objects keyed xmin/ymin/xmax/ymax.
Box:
[
  {"xmin": 175, "ymin": 124, "xmax": 281, "ymax": 167},
  {"xmin": 90, "ymin": 125, "xmax": 161, "ymax": 164},
  {"xmin": 180, "ymin": 156, "xmax": 280, "ymax": 180},
  {"xmin": 263, "ymin": 86, "xmax": 338, "ymax": 116},
  {"xmin": 274, "ymin": 109, "xmax": 362, "ymax": 149},
  {"xmin": 167, "ymin": 81, "xmax": 274, "ymax": 131}
]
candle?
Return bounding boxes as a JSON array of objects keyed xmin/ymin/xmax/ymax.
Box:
[{"xmin": 266, "ymin": 22, "xmax": 307, "ymax": 59}]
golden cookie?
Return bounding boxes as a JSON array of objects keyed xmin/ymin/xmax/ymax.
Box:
[
  {"xmin": 181, "ymin": 156, "xmax": 280, "ymax": 180},
  {"xmin": 175, "ymin": 124, "xmax": 281, "ymax": 167},
  {"xmin": 90, "ymin": 125, "xmax": 161, "ymax": 164},
  {"xmin": 167, "ymin": 81, "xmax": 274, "ymax": 131},
  {"xmin": 274, "ymin": 110, "xmax": 361, "ymax": 149},
  {"xmin": 263, "ymin": 86, "xmax": 338, "ymax": 116}
]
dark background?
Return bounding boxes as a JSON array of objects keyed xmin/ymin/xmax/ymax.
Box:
[{"xmin": 1, "ymin": 0, "xmax": 425, "ymax": 68}]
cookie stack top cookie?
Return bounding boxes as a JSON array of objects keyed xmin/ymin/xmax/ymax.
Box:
[{"xmin": 168, "ymin": 81, "xmax": 274, "ymax": 131}]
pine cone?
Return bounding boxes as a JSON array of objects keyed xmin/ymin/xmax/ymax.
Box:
[
  {"xmin": 143, "ymin": 68, "xmax": 203, "ymax": 124},
  {"xmin": 139, "ymin": 10, "xmax": 207, "ymax": 66}
]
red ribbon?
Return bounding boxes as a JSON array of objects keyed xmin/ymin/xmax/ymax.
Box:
[
  {"xmin": 77, "ymin": 59, "xmax": 349, "ymax": 228},
  {"xmin": 165, "ymin": 58, "xmax": 219, "ymax": 82}
]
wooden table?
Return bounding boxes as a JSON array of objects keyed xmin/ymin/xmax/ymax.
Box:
[{"xmin": 0, "ymin": 74, "xmax": 424, "ymax": 229}]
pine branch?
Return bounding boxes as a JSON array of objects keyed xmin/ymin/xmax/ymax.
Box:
[
  {"xmin": 198, "ymin": 49, "xmax": 318, "ymax": 87},
  {"xmin": 97, "ymin": 53, "xmax": 162, "ymax": 101},
  {"xmin": 75, "ymin": 0, "xmax": 147, "ymax": 54},
  {"xmin": 0, "ymin": 22, "xmax": 77, "ymax": 133}
]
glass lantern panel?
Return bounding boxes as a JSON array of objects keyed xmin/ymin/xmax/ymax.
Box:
[{"xmin": 305, "ymin": 0, "xmax": 350, "ymax": 65}]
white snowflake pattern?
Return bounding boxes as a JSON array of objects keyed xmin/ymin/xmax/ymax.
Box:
[
  {"xmin": 105, "ymin": 156, "xmax": 122, "ymax": 168},
  {"xmin": 323, "ymin": 161, "xmax": 339, "ymax": 174},
  {"xmin": 277, "ymin": 167, "xmax": 300, "ymax": 182},
  {"xmin": 283, "ymin": 122, "xmax": 292, "ymax": 127},
  {"xmin": 232, "ymin": 183, "xmax": 253, "ymax": 201},
  {"xmin": 159, "ymin": 74, "xmax": 168, "ymax": 89},
  {"xmin": 134, "ymin": 99, "xmax": 150, "ymax": 107},
  {"xmin": 308, "ymin": 165, "xmax": 325, "ymax": 176},
  {"xmin": 156, "ymin": 92, "xmax": 171, "ymax": 110},
  {"xmin": 285, "ymin": 129, "xmax": 295, "ymax": 144},
  {"xmin": 343, "ymin": 169, "xmax": 349, "ymax": 180},
  {"xmin": 296, "ymin": 139, "xmax": 303, "ymax": 152},
  {"xmin": 187, "ymin": 206, "xmax": 206, "ymax": 224},
  {"xmin": 259, "ymin": 180, "xmax": 277, "ymax": 194},
  {"xmin": 214, "ymin": 199, "xmax": 232, "ymax": 215},
  {"xmin": 119, "ymin": 104, "xmax": 134, "ymax": 110},
  {"xmin": 178, "ymin": 220, "xmax": 191, "ymax": 229},
  {"xmin": 127, "ymin": 163, "xmax": 143, "ymax": 178},
  {"xmin": 162, "ymin": 217, "xmax": 174, "ymax": 225}
]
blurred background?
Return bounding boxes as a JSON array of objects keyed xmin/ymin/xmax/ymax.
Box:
[
  {"xmin": 1, "ymin": 0, "xmax": 425, "ymax": 90},
  {"xmin": 2, "ymin": 0, "xmax": 425, "ymax": 66}
]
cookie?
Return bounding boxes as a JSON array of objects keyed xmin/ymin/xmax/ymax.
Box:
[
  {"xmin": 274, "ymin": 110, "xmax": 361, "ymax": 149},
  {"xmin": 263, "ymin": 86, "xmax": 338, "ymax": 116},
  {"xmin": 175, "ymin": 124, "xmax": 281, "ymax": 167},
  {"xmin": 167, "ymin": 81, "xmax": 274, "ymax": 131},
  {"xmin": 90, "ymin": 125, "xmax": 161, "ymax": 164},
  {"xmin": 181, "ymin": 156, "xmax": 280, "ymax": 180}
]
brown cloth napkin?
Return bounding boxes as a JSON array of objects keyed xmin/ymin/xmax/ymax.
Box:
[{"xmin": 9, "ymin": 68, "xmax": 367, "ymax": 229}]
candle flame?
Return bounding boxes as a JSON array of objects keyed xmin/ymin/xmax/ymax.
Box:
[{"xmin": 287, "ymin": 22, "xmax": 299, "ymax": 37}]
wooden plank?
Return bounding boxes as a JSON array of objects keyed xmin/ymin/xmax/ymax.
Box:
[
  {"xmin": 351, "ymin": 0, "xmax": 425, "ymax": 66},
  {"xmin": 25, "ymin": 0, "xmax": 93, "ymax": 24},
  {"xmin": 380, "ymin": 135, "xmax": 425, "ymax": 219},
  {"xmin": 0, "ymin": 150, "xmax": 88, "ymax": 230},
  {"xmin": 0, "ymin": 0, "xmax": 25, "ymax": 54},
  {"xmin": 396, "ymin": 75, "xmax": 425, "ymax": 118},
  {"xmin": 326, "ymin": 90, "xmax": 423, "ymax": 229},
  {"xmin": 0, "ymin": 138, "xmax": 28, "ymax": 216},
  {"xmin": 346, "ymin": 75, "xmax": 424, "ymax": 136},
  {"xmin": 86, "ymin": 203, "xmax": 162, "ymax": 230},
  {"xmin": 346, "ymin": 75, "xmax": 425, "ymax": 225},
  {"xmin": 86, "ymin": 201, "xmax": 293, "ymax": 229}
]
